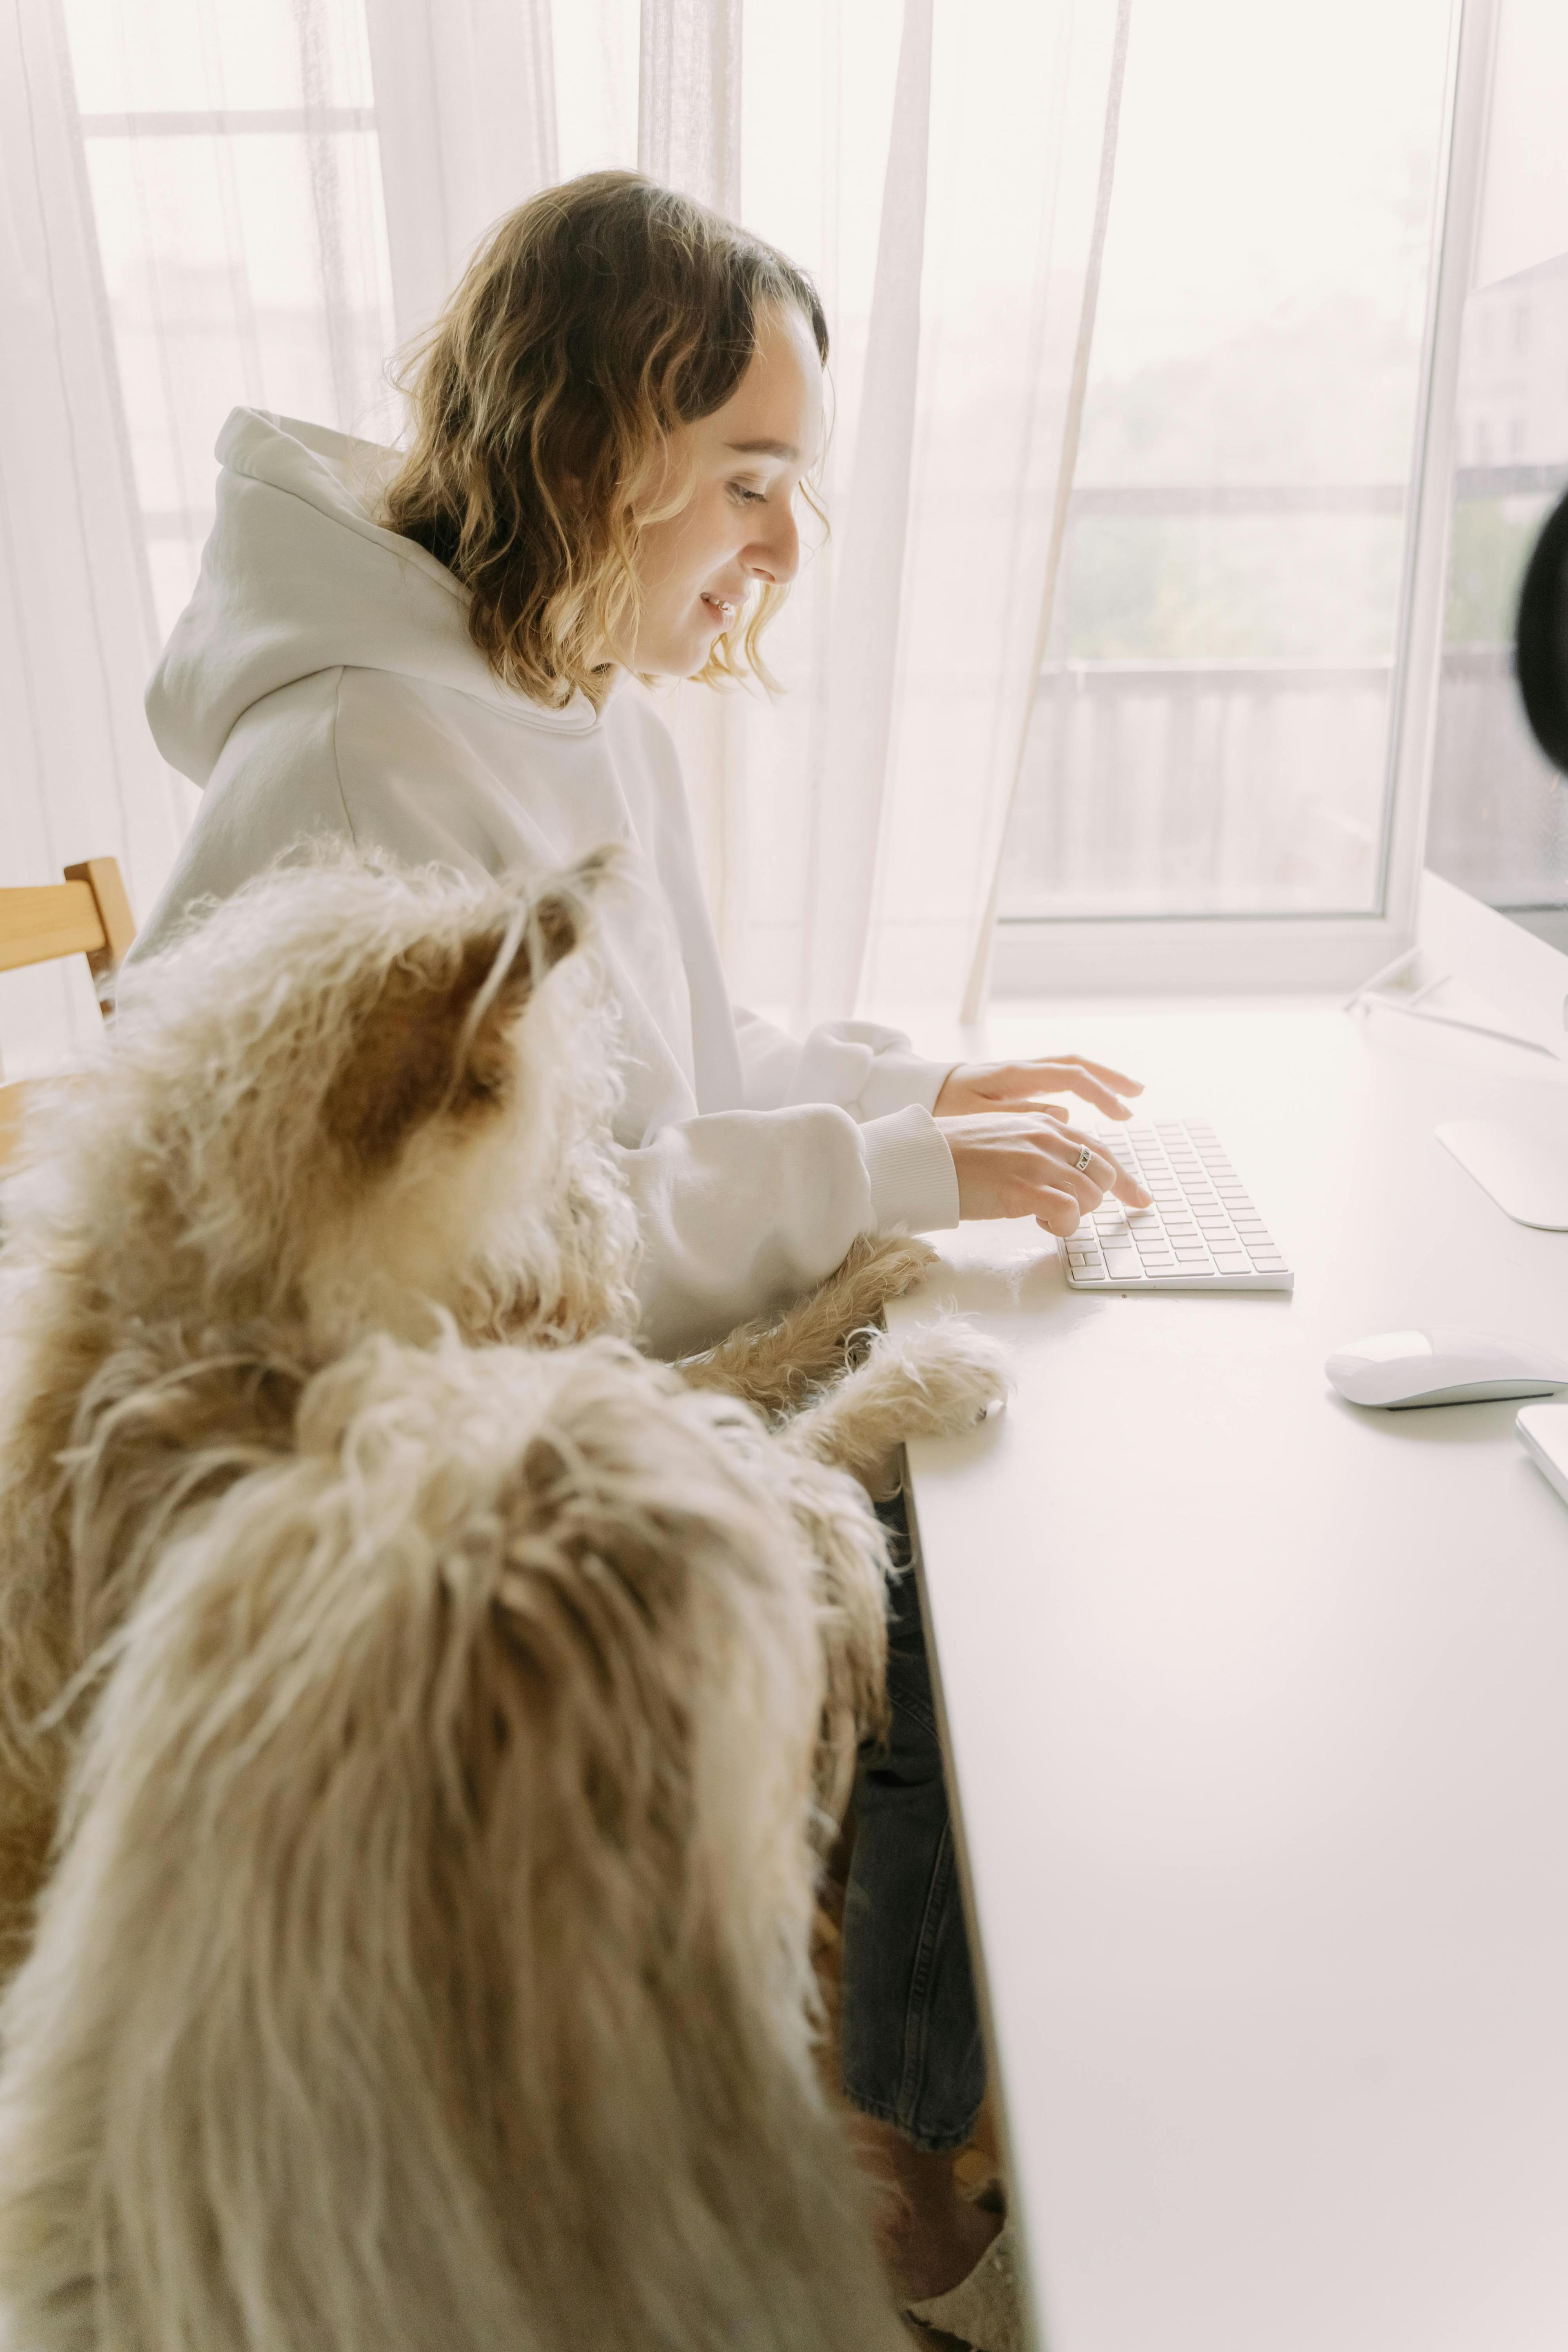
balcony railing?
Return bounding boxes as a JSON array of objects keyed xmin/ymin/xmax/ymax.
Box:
[
  {"xmin": 1003, "ymin": 656, "xmax": 1392, "ymax": 919},
  {"xmin": 998, "ymin": 471, "xmax": 1568, "ymax": 922}
]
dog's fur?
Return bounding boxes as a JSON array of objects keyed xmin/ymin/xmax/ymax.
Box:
[
  {"xmin": 0, "ymin": 1330, "xmax": 913, "ymax": 2352},
  {"xmin": 0, "ymin": 847, "xmax": 1007, "ymax": 2347},
  {"xmin": 0, "ymin": 849, "xmax": 640, "ymax": 1956},
  {"xmin": 0, "ymin": 853, "xmax": 1002, "ymax": 1953},
  {"xmin": 691, "ymin": 1235, "xmax": 1011, "ymax": 1498}
]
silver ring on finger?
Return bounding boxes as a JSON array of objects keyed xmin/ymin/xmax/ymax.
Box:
[{"xmin": 1074, "ymin": 1143, "xmax": 1092, "ymax": 1173}]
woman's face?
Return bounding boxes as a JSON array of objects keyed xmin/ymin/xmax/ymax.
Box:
[{"xmin": 628, "ymin": 301, "xmax": 824, "ymax": 679}]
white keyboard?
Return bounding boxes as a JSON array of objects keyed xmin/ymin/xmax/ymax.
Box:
[{"xmin": 1062, "ymin": 1118, "xmax": 1294, "ymax": 1292}]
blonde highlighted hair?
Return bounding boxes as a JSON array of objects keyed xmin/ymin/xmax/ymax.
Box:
[{"xmin": 381, "ymin": 171, "xmax": 829, "ymax": 710}]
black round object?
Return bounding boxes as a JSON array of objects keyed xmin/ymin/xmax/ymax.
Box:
[{"xmin": 1516, "ymin": 483, "xmax": 1568, "ymax": 777}]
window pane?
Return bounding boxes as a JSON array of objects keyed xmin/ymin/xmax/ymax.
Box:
[
  {"xmin": 65, "ymin": 0, "xmax": 375, "ymax": 117},
  {"xmin": 996, "ymin": 0, "xmax": 1451, "ymax": 924}
]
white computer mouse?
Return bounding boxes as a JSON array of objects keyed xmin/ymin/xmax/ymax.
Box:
[{"xmin": 1325, "ymin": 1327, "xmax": 1568, "ymax": 1408}]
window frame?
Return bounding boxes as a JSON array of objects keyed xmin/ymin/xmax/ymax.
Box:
[{"xmin": 988, "ymin": 0, "xmax": 1498, "ymax": 1002}]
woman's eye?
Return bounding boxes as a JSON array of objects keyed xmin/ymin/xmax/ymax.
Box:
[{"xmin": 729, "ymin": 482, "xmax": 767, "ymax": 506}]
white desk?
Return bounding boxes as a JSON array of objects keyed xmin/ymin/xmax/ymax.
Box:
[{"xmin": 893, "ymin": 986, "xmax": 1568, "ymax": 2352}]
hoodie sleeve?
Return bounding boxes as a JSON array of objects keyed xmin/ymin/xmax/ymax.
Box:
[
  {"xmin": 733, "ymin": 1007, "xmax": 958, "ymax": 1122},
  {"xmin": 619, "ymin": 1099, "xmax": 960, "ymax": 1360}
]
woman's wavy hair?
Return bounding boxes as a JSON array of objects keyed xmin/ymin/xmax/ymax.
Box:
[{"xmin": 380, "ymin": 171, "xmax": 829, "ymax": 711}]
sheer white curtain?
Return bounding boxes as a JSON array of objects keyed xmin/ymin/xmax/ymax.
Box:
[
  {"xmin": 2, "ymin": 0, "xmax": 1126, "ymax": 1077},
  {"xmin": 0, "ymin": 0, "xmax": 191, "ymax": 1077},
  {"xmin": 648, "ymin": 0, "xmax": 1128, "ymax": 1024},
  {"xmin": 364, "ymin": 0, "xmax": 559, "ymax": 345}
]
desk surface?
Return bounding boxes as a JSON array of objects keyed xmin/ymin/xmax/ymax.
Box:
[{"xmin": 892, "ymin": 996, "xmax": 1568, "ymax": 2352}]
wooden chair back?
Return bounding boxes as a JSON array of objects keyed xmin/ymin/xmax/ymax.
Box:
[{"xmin": 0, "ymin": 858, "xmax": 137, "ymax": 1174}]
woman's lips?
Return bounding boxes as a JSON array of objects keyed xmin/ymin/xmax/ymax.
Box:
[{"xmin": 700, "ymin": 592, "xmax": 737, "ymax": 627}]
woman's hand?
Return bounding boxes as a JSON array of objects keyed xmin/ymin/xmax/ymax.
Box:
[
  {"xmin": 933, "ymin": 1055, "xmax": 1143, "ymax": 1123},
  {"xmin": 938, "ymin": 1111, "xmax": 1152, "ymax": 1235}
]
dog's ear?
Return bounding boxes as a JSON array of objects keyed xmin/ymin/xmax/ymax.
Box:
[
  {"xmin": 330, "ymin": 849, "xmax": 618, "ymax": 1172},
  {"xmin": 506, "ymin": 846, "xmax": 617, "ymax": 1008}
]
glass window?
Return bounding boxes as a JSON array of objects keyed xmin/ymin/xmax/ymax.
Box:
[{"xmin": 994, "ymin": 0, "xmax": 1452, "ymax": 927}]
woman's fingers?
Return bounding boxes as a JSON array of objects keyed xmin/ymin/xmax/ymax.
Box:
[
  {"xmin": 1044, "ymin": 1124, "xmax": 1151, "ymax": 1209},
  {"xmin": 1030, "ymin": 1186, "xmax": 1083, "ymax": 1238},
  {"xmin": 995, "ymin": 1059, "xmax": 1143, "ymax": 1120},
  {"xmin": 1071, "ymin": 1057, "xmax": 1144, "ymax": 1093},
  {"xmin": 933, "ymin": 1057, "xmax": 1146, "ymax": 1123},
  {"xmin": 940, "ymin": 1111, "xmax": 1153, "ymax": 1229}
]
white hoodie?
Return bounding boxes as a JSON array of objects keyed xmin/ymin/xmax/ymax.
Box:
[{"xmin": 136, "ymin": 410, "xmax": 960, "ymax": 1356}]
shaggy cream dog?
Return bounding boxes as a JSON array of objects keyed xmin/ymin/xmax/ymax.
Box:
[
  {"xmin": 0, "ymin": 847, "xmax": 1005, "ymax": 2345},
  {"xmin": 0, "ymin": 848, "xmax": 635, "ymax": 1958},
  {"xmin": 0, "ymin": 1329, "xmax": 915, "ymax": 2352},
  {"xmin": 0, "ymin": 847, "xmax": 1001, "ymax": 1923}
]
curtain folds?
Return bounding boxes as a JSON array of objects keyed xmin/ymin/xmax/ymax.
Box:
[
  {"xmin": 959, "ymin": 0, "xmax": 1131, "ymax": 1020},
  {"xmin": 364, "ymin": 0, "xmax": 559, "ymax": 345},
  {"xmin": 0, "ymin": 0, "xmax": 190, "ymax": 1076},
  {"xmin": 638, "ymin": 0, "xmax": 742, "ymax": 220},
  {"xmin": 757, "ymin": 0, "xmax": 1126, "ymax": 1021},
  {"xmin": 793, "ymin": 0, "xmax": 933, "ymax": 1028}
]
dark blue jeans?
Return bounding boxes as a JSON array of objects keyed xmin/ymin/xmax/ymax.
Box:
[{"xmin": 838, "ymin": 1492, "xmax": 987, "ymax": 2154}]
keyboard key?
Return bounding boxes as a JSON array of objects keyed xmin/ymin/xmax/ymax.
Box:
[
  {"xmin": 1213, "ymin": 1252, "xmax": 1252, "ymax": 1270},
  {"xmin": 1251, "ymin": 1254, "xmax": 1288, "ymax": 1272},
  {"xmin": 1174, "ymin": 1244, "xmax": 1212, "ymax": 1261}
]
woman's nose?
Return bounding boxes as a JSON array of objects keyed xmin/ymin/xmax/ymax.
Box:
[{"xmin": 749, "ymin": 506, "xmax": 800, "ymax": 589}]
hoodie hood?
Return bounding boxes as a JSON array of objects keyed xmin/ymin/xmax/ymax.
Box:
[{"xmin": 147, "ymin": 410, "xmax": 600, "ymax": 785}]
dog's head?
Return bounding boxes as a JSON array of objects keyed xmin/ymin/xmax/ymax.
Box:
[{"xmin": 4, "ymin": 847, "xmax": 639, "ymax": 1351}]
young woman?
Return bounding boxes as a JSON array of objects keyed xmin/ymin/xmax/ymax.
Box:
[{"xmin": 134, "ymin": 172, "xmax": 1149, "ymax": 2339}]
